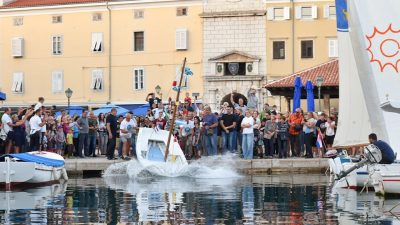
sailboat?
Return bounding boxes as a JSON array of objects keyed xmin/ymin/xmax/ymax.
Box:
[
  {"xmin": 330, "ymin": 0, "xmax": 400, "ymax": 195},
  {"xmin": 135, "ymin": 58, "xmax": 189, "ymax": 177}
]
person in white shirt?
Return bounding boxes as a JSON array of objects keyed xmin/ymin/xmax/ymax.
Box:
[
  {"xmin": 324, "ymin": 116, "xmax": 336, "ymax": 149},
  {"xmin": 119, "ymin": 112, "xmax": 135, "ymax": 160},
  {"xmin": 241, "ymin": 110, "xmax": 254, "ymax": 160},
  {"xmin": 34, "ymin": 97, "xmax": 45, "ymax": 112},
  {"xmin": 1, "ymin": 107, "xmax": 14, "ymax": 153},
  {"xmin": 29, "ymin": 109, "xmax": 47, "ymax": 151}
]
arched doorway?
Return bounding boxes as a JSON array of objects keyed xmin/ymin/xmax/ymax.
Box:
[{"xmin": 220, "ymin": 93, "xmax": 248, "ymax": 107}]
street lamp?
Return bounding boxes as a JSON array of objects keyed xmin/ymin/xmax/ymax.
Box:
[
  {"xmin": 155, "ymin": 85, "xmax": 162, "ymax": 101},
  {"xmin": 65, "ymin": 88, "xmax": 73, "ymax": 114},
  {"xmin": 316, "ymin": 76, "xmax": 324, "ymax": 112}
]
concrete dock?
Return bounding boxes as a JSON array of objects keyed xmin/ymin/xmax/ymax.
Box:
[{"xmin": 65, "ymin": 157, "xmax": 329, "ymax": 175}]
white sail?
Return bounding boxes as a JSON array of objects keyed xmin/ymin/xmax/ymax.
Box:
[
  {"xmin": 348, "ymin": 0, "xmax": 400, "ymax": 156},
  {"xmin": 333, "ymin": 0, "xmax": 372, "ymax": 147}
]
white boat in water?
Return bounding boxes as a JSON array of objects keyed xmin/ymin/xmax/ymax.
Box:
[
  {"xmin": 0, "ymin": 151, "xmax": 68, "ymax": 189},
  {"xmin": 329, "ymin": 153, "xmax": 400, "ymax": 189},
  {"xmin": 330, "ymin": 0, "xmax": 400, "ymax": 195},
  {"xmin": 136, "ymin": 127, "xmax": 188, "ymax": 177},
  {"xmin": 134, "ymin": 58, "xmax": 190, "ymax": 177}
]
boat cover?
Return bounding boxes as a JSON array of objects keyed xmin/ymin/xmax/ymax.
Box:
[{"xmin": 8, "ymin": 153, "xmax": 65, "ymax": 167}]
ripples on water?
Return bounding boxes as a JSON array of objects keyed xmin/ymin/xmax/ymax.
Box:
[{"xmin": 1, "ymin": 158, "xmax": 400, "ymax": 225}]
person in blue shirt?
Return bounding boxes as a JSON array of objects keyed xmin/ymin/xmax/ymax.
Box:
[{"xmin": 368, "ymin": 133, "xmax": 396, "ymax": 164}]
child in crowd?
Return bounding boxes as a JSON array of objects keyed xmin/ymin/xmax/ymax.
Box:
[
  {"xmin": 55, "ymin": 126, "xmax": 66, "ymax": 156},
  {"xmin": 66, "ymin": 129, "xmax": 74, "ymax": 158}
]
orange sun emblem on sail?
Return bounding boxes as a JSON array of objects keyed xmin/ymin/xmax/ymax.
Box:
[{"xmin": 366, "ymin": 24, "xmax": 400, "ymax": 73}]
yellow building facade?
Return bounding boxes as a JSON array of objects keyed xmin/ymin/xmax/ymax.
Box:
[
  {"xmin": 0, "ymin": 0, "xmax": 203, "ymax": 107},
  {"xmin": 0, "ymin": 0, "xmax": 336, "ymax": 109}
]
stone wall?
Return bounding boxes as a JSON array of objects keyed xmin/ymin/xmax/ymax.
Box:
[{"xmin": 202, "ymin": 0, "xmax": 266, "ymax": 110}]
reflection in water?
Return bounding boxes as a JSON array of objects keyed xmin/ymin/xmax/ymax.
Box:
[{"xmin": 0, "ymin": 175, "xmax": 399, "ymax": 224}]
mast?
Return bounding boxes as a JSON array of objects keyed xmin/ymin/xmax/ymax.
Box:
[{"xmin": 165, "ymin": 57, "xmax": 187, "ymax": 161}]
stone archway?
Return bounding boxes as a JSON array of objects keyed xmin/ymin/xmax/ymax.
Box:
[{"xmin": 220, "ymin": 93, "xmax": 248, "ymax": 107}]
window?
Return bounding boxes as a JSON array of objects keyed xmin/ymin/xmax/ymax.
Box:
[
  {"xmin": 11, "ymin": 72, "xmax": 23, "ymax": 93},
  {"xmin": 273, "ymin": 41, "xmax": 285, "ymax": 59},
  {"xmin": 267, "ymin": 7, "xmax": 290, "ymax": 20},
  {"xmin": 176, "ymin": 29, "xmax": 188, "ymax": 50},
  {"xmin": 91, "ymin": 69, "xmax": 103, "ymax": 90},
  {"xmin": 13, "ymin": 17, "xmax": 23, "ymax": 26},
  {"xmin": 301, "ymin": 40, "xmax": 313, "ymax": 59},
  {"xmin": 133, "ymin": 68, "xmax": 144, "ymax": 90},
  {"xmin": 52, "ymin": 36, "xmax": 62, "ymax": 55},
  {"xmin": 301, "ymin": 7, "xmax": 312, "ymax": 19},
  {"xmin": 224, "ymin": 63, "xmax": 246, "ymax": 76},
  {"xmin": 91, "ymin": 33, "xmax": 103, "ymax": 52},
  {"xmin": 273, "ymin": 8, "xmax": 284, "ymax": 20},
  {"xmin": 134, "ymin": 31, "xmax": 144, "ymax": 52},
  {"xmin": 134, "ymin": 9, "xmax": 144, "ymax": 19},
  {"xmin": 12, "ymin": 37, "xmax": 24, "ymax": 57},
  {"xmin": 52, "ymin": 70, "xmax": 63, "ymax": 93},
  {"xmin": 176, "ymin": 7, "xmax": 187, "ymax": 16},
  {"xmin": 324, "ymin": 5, "xmax": 336, "ymax": 18},
  {"xmin": 92, "ymin": 13, "xmax": 102, "ymax": 21},
  {"xmin": 328, "ymin": 39, "xmax": 338, "ymax": 58},
  {"xmin": 52, "ymin": 15, "xmax": 62, "ymax": 23},
  {"xmin": 296, "ymin": 6, "xmax": 317, "ymax": 19}
]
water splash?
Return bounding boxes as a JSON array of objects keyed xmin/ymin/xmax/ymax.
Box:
[{"xmin": 103, "ymin": 153, "xmax": 242, "ymax": 180}]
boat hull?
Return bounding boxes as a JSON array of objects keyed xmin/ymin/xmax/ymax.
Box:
[
  {"xmin": 135, "ymin": 128, "xmax": 188, "ymax": 177},
  {"xmin": 0, "ymin": 151, "xmax": 67, "ymax": 188}
]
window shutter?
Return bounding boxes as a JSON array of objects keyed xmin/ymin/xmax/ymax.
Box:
[
  {"xmin": 12, "ymin": 37, "xmax": 24, "ymax": 57},
  {"xmin": 91, "ymin": 70, "xmax": 100, "ymax": 90},
  {"xmin": 266, "ymin": 8, "xmax": 274, "ymax": 20},
  {"xmin": 140, "ymin": 69, "xmax": 144, "ymax": 89},
  {"xmin": 311, "ymin": 6, "xmax": 318, "ymax": 19},
  {"xmin": 176, "ymin": 29, "xmax": 187, "ymax": 50},
  {"xmin": 12, "ymin": 72, "xmax": 23, "ymax": 93},
  {"xmin": 323, "ymin": 5, "xmax": 329, "ymax": 18},
  {"xmin": 91, "ymin": 33, "xmax": 103, "ymax": 52},
  {"xmin": 283, "ymin": 7, "xmax": 291, "ymax": 20},
  {"xmin": 97, "ymin": 70, "xmax": 103, "ymax": 90},
  {"xmin": 52, "ymin": 71, "xmax": 63, "ymax": 92},
  {"xmin": 328, "ymin": 39, "xmax": 338, "ymax": 57},
  {"xmin": 295, "ymin": 6, "xmax": 302, "ymax": 19}
]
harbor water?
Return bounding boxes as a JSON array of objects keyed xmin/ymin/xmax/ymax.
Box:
[{"xmin": 1, "ymin": 174, "xmax": 399, "ymax": 224}]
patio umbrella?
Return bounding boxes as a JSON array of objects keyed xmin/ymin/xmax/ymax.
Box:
[
  {"xmin": 132, "ymin": 104, "xmax": 149, "ymax": 116},
  {"xmin": 292, "ymin": 76, "xmax": 302, "ymax": 112},
  {"xmin": 305, "ymin": 80, "xmax": 315, "ymax": 112},
  {"xmin": 0, "ymin": 92, "xmax": 6, "ymax": 101},
  {"xmin": 92, "ymin": 104, "xmax": 129, "ymax": 116}
]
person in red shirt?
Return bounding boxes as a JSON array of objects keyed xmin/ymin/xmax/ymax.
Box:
[
  {"xmin": 288, "ymin": 108, "xmax": 304, "ymax": 157},
  {"xmin": 184, "ymin": 92, "xmax": 192, "ymax": 105},
  {"xmin": 152, "ymin": 111, "xmax": 167, "ymax": 130}
]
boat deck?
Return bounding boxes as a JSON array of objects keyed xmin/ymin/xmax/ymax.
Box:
[{"xmin": 64, "ymin": 157, "xmax": 329, "ymax": 175}]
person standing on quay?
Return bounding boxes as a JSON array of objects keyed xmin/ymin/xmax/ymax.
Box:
[
  {"xmin": 106, "ymin": 108, "xmax": 118, "ymax": 160},
  {"xmin": 88, "ymin": 111, "xmax": 98, "ymax": 157},
  {"xmin": 77, "ymin": 111, "xmax": 89, "ymax": 158},
  {"xmin": 241, "ymin": 110, "xmax": 254, "ymax": 160}
]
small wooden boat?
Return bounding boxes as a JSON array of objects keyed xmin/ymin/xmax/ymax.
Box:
[
  {"xmin": 0, "ymin": 151, "xmax": 68, "ymax": 190},
  {"xmin": 135, "ymin": 58, "xmax": 190, "ymax": 177},
  {"xmin": 136, "ymin": 127, "xmax": 188, "ymax": 177}
]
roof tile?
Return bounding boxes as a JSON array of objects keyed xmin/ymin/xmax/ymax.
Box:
[{"xmin": 265, "ymin": 59, "xmax": 338, "ymax": 88}]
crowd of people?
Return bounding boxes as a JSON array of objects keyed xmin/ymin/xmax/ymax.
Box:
[{"xmin": 0, "ymin": 93, "xmax": 339, "ymax": 161}]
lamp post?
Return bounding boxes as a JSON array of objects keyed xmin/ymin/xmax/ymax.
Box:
[
  {"xmin": 155, "ymin": 85, "xmax": 162, "ymax": 101},
  {"xmin": 65, "ymin": 88, "xmax": 73, "ymax": 115},
  {"xmin": 316, "ymin": 76, "xmax": 324, "ymax": 112}
]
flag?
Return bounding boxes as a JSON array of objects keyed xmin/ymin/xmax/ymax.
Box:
[
  {"xmin": 184, "ymin": 67, "xmax": 193, "ymax": 76},
  {"xmin": 316, "ymin": 130, "xmax": 324, "ymax": 149}
]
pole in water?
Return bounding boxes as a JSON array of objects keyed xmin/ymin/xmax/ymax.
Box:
[
  {"xmin": 165, "ymin": 57, "xmax": 187, "ymax": 161},
  {"xmin": 5, "ymin": 157, "xmax": 11, "ymax": 191}
]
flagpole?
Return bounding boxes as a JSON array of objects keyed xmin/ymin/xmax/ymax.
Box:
[{"xmin": 164, "ymin": 57, "xmax": 187, "ymax": 161}]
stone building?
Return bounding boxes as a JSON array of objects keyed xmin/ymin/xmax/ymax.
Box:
[{"xmin": 201, "ymin": 0, "xmax": 267, "ymax": 111}]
